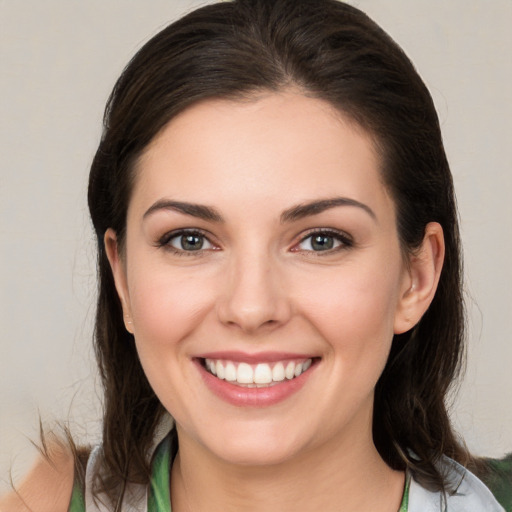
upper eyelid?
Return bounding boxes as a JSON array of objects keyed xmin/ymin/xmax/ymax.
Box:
[
  {"xmin": 296, "ymin": 228, "xmax": 353, "ymax": 243},
  {"xmin": 291, "ymin": 229, "xmax": 354, "ymax": 253},
  {"xmin": 158, "ymin": 228, "xmax": 215, "ymax": 246}
]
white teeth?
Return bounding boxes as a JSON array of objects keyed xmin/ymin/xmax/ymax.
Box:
[
  {"xmin": 204, "ymin": 358, "xmax": 313, "ymax": 386},
  {"xmin": 254, "ymin": 363, "xmax": 273, "ymax": 384},
  {"xmin": 285, "ymin": 361, "xmax": 295, "ymax": 380},
  {"xmin": 237, "ymin": 362, "xmax": 254, "ymax": 384},
  {"xmin": 272, "ymin": 362, "xmax": 285, "ymax": 382},
  {"xmin": 216, "ymin": 360, "xmax": 225, "ymax": 379},
  {"xmin": 225, "ymin": 362, "xmax": 237, "ymax": 382}
]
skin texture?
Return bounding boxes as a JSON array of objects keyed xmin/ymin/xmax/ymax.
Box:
[{"xmin": 102, "ymin": 91, "xmax": 444, "ymax": 512}]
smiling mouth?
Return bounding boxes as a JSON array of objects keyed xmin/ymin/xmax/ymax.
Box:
[{"xmin": 201, "ymin": 358, "xmax": 315, "ymax": 387}]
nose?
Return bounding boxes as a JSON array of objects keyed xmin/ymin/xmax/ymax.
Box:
[{"xmin": 216, "ymin": 250, "xmax": 292, "ymax": 334}]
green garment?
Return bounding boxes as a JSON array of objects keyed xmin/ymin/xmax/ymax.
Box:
[
  {"xmin": 68, "ymin": 480, "xmax": 85, "ymax": 511},
  {"xmin": 67, "ymin": 435, "xmax": 172, "ymax": 512},
  {"xmin": 479, "ymin": 454, "xmax": 512, "ymax": 512},
  {"xmin": 147, "ymin": 434, "xmax": 172, "ymax": 512}
]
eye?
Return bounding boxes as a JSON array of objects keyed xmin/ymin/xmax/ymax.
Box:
[
  {"xmin": 160, "ymin": 230, "xmax": 215, "ymax": 253},
  {"xmin": 294, "ymin": 230, "xmax": 352, "ymax": 253}
]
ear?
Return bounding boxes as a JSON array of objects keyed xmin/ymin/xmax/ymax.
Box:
[
  {"xmin": 104, "ymin": 228, "xmax": 134, "ymax": 333},
  {"xmin": 394, "ymin": 222, "xmax": 445, "ymax": 334}
]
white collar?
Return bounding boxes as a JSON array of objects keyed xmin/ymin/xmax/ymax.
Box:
[{"xmin": 408, "ymin": 457, "xmax": 505, "ymax": 511}]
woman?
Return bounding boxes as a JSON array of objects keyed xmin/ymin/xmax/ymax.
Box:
[{"xmin": 1, "ymin": 0, "xmax": 509, "ymax": 510}]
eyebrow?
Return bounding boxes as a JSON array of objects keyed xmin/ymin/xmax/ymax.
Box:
[
  {"xmin": 280, "ymin": 197, "xmax": 376, "ymax": 223},
  {"xmin": 143, "ymin": 196, "xmax": 376, "ymax": 223},
  {"xmin": 143, "ymin": 200, "xmax": 224, "ymax": 222}
]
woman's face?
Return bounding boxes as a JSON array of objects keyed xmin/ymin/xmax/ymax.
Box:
[{"xmin": 108, "ymin": 91, "xmax": 417, "ymax": 466}]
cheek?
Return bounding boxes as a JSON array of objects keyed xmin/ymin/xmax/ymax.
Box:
[
  {"xmin": 293, "ymin": 259, "xmax": 402, "ymax": 358},
  {"xmin": 127, "ymin": 266, "xmax": 215, "ymax": 352},
  {"xmin": 125, "ymin": 267, "xmax": 217, "ymax": 419}
]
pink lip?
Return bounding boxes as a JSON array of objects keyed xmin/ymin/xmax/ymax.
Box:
[
  {"xmin": 195, "ymin": 351, "xmax": 316, "ymax": 364},
  {"xmin": 194, "ymin": 357, "xmax": 318, "ymax": 407}
]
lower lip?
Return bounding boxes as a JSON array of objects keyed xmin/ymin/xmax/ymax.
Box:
[{"xmin": 195, "ymin": 359, "xmax": 317, "ymax": 407}]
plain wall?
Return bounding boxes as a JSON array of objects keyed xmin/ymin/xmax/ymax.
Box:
[{"xmin": 1, "ymin": 0, "xmax": 511, "ymax": 491}]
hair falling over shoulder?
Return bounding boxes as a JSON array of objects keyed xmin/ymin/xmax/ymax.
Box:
[{"xmin": 86, "ymin": 0, "xmax": 474, "ymax": 506}]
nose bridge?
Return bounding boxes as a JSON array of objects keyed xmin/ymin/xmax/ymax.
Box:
[{"xmin": 217, "ymin": 243, "xmax": 290, "ymax": 332}]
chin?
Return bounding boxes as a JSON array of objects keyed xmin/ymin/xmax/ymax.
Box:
[
  {"xmin": 198, "ymin": 422, "xmax": 310, "ymax": 467},
  {"xmin": 215, "ymin": 442, "xmax": 300, "ymax": 467}
]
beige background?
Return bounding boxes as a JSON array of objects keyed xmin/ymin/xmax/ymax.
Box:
[{"xmin": 1, "ymin": 0, "xmax": 511, "ymax": 491}]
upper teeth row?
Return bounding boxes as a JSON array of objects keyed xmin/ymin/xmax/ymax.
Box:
[{"xmin": 205, "ymin": 358, "xmax": 312, "ymax": 385}]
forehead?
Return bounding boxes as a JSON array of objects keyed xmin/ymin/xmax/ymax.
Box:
[{"xmin": 131, "ymin": 91, "xmax": 392, "ymax": 219}]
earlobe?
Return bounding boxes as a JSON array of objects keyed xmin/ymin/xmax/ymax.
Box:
[
  {"xmin": 394, "ymin": 222, "xmax": 445, "ymax": 334},
  {"xmin": 104, "ymin": 228, "xmax": 134, "ymax": 334}
]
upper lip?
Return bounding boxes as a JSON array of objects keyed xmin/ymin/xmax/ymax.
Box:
[{"xmin": 195, "ymin": 351, "xmax": 318, "ymax": 363}]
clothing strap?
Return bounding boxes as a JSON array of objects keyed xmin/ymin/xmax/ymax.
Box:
[
  {"xmin": 147, "ymin": 434, "xmax": 173, "ymax": 512},
  {"xmin": 68, "ymin": 417, "xmax": 173, "ymax": 512},
  {"xmin": 399, "ymin": 475, "xmax": 410, "ymax": 512}
]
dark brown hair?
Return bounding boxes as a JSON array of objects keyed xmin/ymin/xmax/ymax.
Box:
[{"xmin": 88, "ymin": 0, "xmax": 468, "ymax": 505}]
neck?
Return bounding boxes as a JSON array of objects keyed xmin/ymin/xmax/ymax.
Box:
[{"xmin": 170, "ymin": 423, "xmax": 405, "ymax": 512}]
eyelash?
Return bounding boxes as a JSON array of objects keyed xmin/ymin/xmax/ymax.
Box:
[
  {"xmin": 157, "ymin": 229, "xmax": 217, "ymax": 256},
  {"xmin": 292, "ymin": 229, "xmax": 354, "ymax": 254},
  {"xmin": 157, "ymin": 228, "xmax": 353, "ymax": 256}
]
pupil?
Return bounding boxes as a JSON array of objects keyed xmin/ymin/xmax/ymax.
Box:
[
  {"xmin": 182, "ymin": 234, "xmax": 203, "ymax": 251},
  {"xmin": 312, "ymin": 235, "xmax": 333, "ymax": 251}
]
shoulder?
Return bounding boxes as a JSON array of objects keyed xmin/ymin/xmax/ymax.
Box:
[
  {"xmin": 0, "ymin": 441, "xmax": 76, "ymax": 512},
  {"xmin": 408, "ymin": 456, "xmax": 507, "ymax": 512}
]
